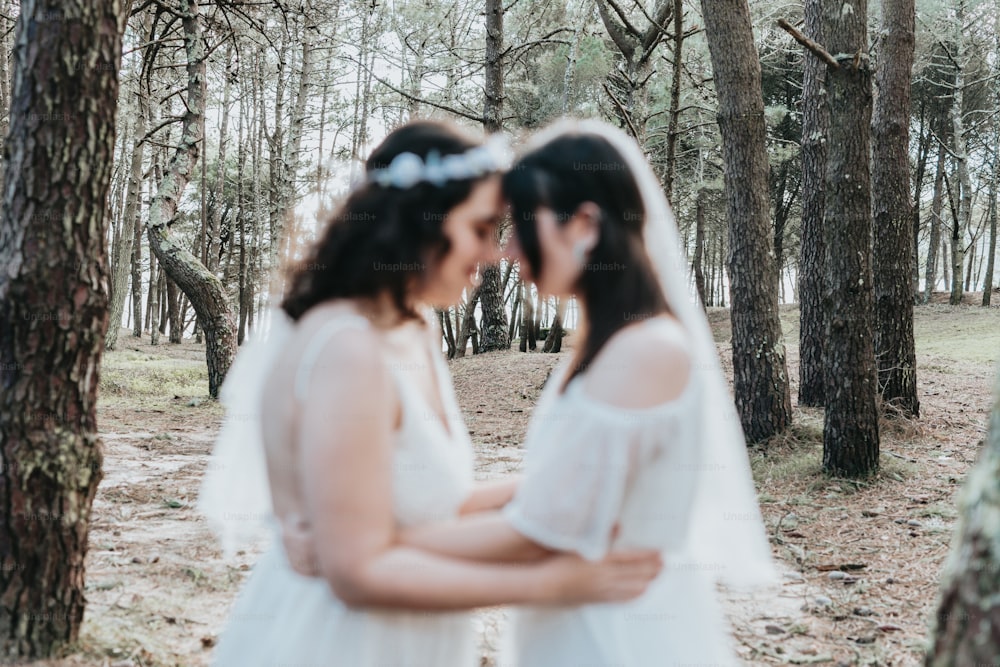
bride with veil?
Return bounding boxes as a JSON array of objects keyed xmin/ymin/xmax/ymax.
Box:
[
  {"xmin": 399, "ymin": 119, "xmax": 779, "ymax": 665},
  {"xmin": 197, "ymin": 119, "xmax": 666, "ymax": 667}
]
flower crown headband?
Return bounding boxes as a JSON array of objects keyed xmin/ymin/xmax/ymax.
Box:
[{"xmin": 366, "ymin": 134, "xmax": 512, "ymax": 189}]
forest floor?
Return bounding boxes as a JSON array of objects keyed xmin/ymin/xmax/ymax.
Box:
[{"xmin": 22, "ymin": 299, "xmax": 1000, "ymax": 667}]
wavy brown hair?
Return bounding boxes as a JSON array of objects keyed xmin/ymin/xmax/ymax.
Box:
[
  {"xmin": 282, "ymin": 121, "xmax": 490, "ymax": 322},
  {"xmin": 502, "ymin": 130, "xmax": 670, "ymax": 386}
]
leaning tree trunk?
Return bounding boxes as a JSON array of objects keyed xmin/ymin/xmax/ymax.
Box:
[
  {"xmin": 925, "ymin": 365, "xmax": 1000, "ymax": 663},
  {"xmin": 699, "ymin": 0, "xmax": 792, "ymax": 442},
  {"xmin": 146, "ymin": 0, "xmax": 236, "ymax": 397},
  {"xmin": 0, "ymin": 0, "xmax": 123, "ymax": 658},
  {"xmin": 798, "ymin": 0, "xmax": 828, "ymax": 407},
  {"xmin": 820, "ymin": 0, "xmax": 880, "ymax": 476},
  {"xmin": 871, "ymin": 0, "xmax": 918, "ymax": 416},
  {"xmin": 477, "ymin": 0, "xmax": 509, "ymax": 353}
]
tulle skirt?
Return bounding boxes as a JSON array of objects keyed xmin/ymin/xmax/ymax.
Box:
[
  {"xmin": 504, "ymin": 565, "xmax": 740, "ymax": 667},
  {"xmin": 213, "ymin": 545, "xmax": 477, "ymax": 667}
]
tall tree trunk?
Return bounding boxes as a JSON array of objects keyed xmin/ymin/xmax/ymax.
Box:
[
  {"xmin": 208, "ymin": 43, "xmax": 233, "ymax": 275},
  {"xmin": 664, "ymin": 0, "xmax": 684, "ymax": 202},
  {"xmin": 926, "ymin": 141, "xmax": 946, "ymax": 303},
  {"xmin": 821, "ymin": 0, "xmax": 880, "ymax": 476},
  {"xmin": 926, "ymin": 367, "xmax": 1000, "ymax": 663},
  {"xmin": 0, "ymin": 0, "xmax": 123, "ymax": 657},
  {"xmin": 950, "ymin": 1, "xmax": 969, "ymax": 306},
  {"xmin": 871, "ymin": 0, "xmax": 918, "ymax": 416},
  {"xmin": 146, "ymin": 0, "xmax": 236, "ymax": 397},
  {"xmin": 798, "ymin": 0, "xmax": 828, "ymax": 407},
  {"xmin": 107, "ymin": 72, "xmax": 148, "ymax": 350},
  {"xmin": 983, "ymin": 24, "xmax": 1000, "ymax": 308},
  {"xmin": 477, "ymin": 0, "xmax": 509, "ymax": 353},
  {"xmin": 700, "ymin": 0, "xmax": 792, "ymax": 442},
  {"xmin": 269, "ymin": 10, "xmax": 315, "ymax": 294}
]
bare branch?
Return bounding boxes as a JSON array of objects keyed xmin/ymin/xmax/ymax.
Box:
[{"xmin": 777, "ymin": 18, "xmax": 839, "ymax": 70}]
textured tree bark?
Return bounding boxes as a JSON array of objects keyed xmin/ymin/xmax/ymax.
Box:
[
  {"xmin": 0, "ymin": 0, "xmax": 123, "ymax": 657},
  {"xmin": 699, "ymin": 0, "xmax": 792, "ymax": 442},
  {"xmin": 925, "ymin": 368, "xmax": 1000, "ymax": 664},
  {"xmin": 798, "ymin": 0, "xmax": 828, "ymax": 408},
  {"xmin": 477, "ymin": 0, "xmax": 509, "ymax": 353},
  {"xmin": 871, "ymin": 0, "xmax": 918, "ymax": 416},
  {"xmin": 146, "ymin": 0, "xmax": 235, "ymax": 397},
  {"xmin": 663, "ymin": 0, "xmax": 684, "ymax": 202},
  {"xmin": 820, "ymin": 0, "xmax": 880, "ymax": 477}
]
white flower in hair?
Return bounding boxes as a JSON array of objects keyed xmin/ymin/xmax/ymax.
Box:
[{"xmin": 367, "ymin": 134, "xmax": 511, "ymax": 189}]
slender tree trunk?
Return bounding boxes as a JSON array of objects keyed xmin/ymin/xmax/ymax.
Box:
[
  {"xmin": 167, "ymin": 278, "xmax": 181, "ymax": 343},
  {"xmin": 926, "ymin": 367, "xmax": 1000, "ymax": 663},
  {"xmin": 145, "ymin": 0, "xmax": 236, "ymax": 397},
  {"xmin": 950, "ymin": 1, "xmax": 969, "ymax": 306},
  {"xmin": 521, "ymin": 282, "xmax": 536, "ymax": 352},
  {"xmin": 0, "ymin": 0, "xmax": 123, "ymax": 657},
  {"xmin": 208, "ymin": 43, "xmax": 233, "ymax": 275},
  {"xmin": 798, "ymin": 0, "xmax": 829, "ymax": 407},
  {"xmin": 926, "ymin": 142, "xmax": 946, "ymax": 303},
  {"xmin": 107, "ymin": 72, "xmax": 148, "ymax": 350},
  {"xmin": 983, "ymin": 26, "xmax": 999, "ymax": 308},
  {"xmin": 871, "ymin": 0, "xmax": 918, "ymax": 416},
  {"xmin": 664, "ymin": 0, "xmax": 684, "ymax": 202},
  {"xmin": 700, "ymin": 0, "xmax": 792, "ymax": 442},
  {"xmin": 455, "ymin": 288, "xmax": 480, "ymax": 358},
  {"xmin": 149, "ymin": 261, "xmax": 161, "ymax": 345},
  {"xmin": 985, "ymin": 180, "xmax": 998, "ymax": 307},
  {"xmin": 821, "ymin": 0, "xmax": 880, "ymax": 476},
  {"xmin": 693, "ymin": 187, "xmax": 708, "ymax": 306}
]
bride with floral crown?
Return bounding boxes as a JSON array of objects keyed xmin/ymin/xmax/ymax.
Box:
[{"xmin": 198, "ymin": 119, "xmax": 664, "ymax": 667}]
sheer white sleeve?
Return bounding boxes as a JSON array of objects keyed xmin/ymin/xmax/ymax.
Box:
[{"xmin": 503, "ymin": 413, "xmax": 636, "ymax": 561}]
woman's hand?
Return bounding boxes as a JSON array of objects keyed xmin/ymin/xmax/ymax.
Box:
[{"xmin": 540, "ymin": 550, "xmax": 663, "ymax": 605}]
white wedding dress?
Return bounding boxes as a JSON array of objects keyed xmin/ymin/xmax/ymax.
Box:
[
  {"xmin": 211, "ymin": 312, "xmax": 478, "ymax": 667},
  {"xmin": 502, "ymin": 317, "xmax": 742, "ymax": 667}
]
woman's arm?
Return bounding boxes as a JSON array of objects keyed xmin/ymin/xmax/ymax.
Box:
[
  {"xmin": 457, "ymin": 476, "xmax": 521, "ymax": 515},
  {"xmin": 400, "ymin": 510, "xmax": 550, "ymax": 562},
  {"xmin": 299, "ymin": 331, "xmax": 659, "ymax": 610}
]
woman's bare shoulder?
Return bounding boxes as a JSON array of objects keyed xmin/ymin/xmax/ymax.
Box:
[{"xmin": 582, "ymin": 316, "xmax": 692, "ymax": 409}]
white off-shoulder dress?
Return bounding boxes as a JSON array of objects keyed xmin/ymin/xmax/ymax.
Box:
[
  {"xmin": 502, "ymin": 319, "xmax": 741, "ymax": 667},
  {"xmin": 212, "ymin": 314, "xmax": 477, "ymax": 667}
]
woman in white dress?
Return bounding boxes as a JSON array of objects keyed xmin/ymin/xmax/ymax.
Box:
[
  {"xmin": 198, "ymin": 121, "xmax": 664, "ymax": 667},
  {"xmin": 399, "ymin": 120, "xmax": 779, "ymax": 666}
]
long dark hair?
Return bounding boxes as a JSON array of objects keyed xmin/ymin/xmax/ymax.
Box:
[
  {"xmin": 502, "ymin": 130, "xmax": 670, "ymax": 387},
  {"xmin": 282, "ymin": 121, "xmax": 488, "ymax": 322}
]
